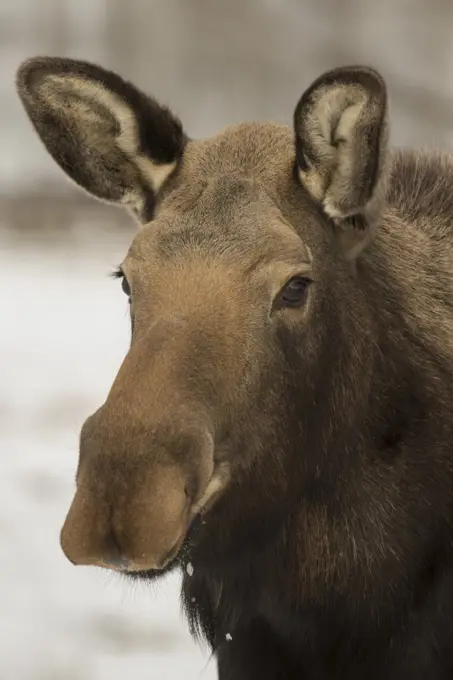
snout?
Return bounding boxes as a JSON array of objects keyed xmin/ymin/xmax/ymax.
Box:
[
  {"xmin": 60, "ymin": 463, "xmax": 191, "ymax": 572},
  {"xmin": 59, "ymin": 412, "xmax": 224, "ymax": 572}
]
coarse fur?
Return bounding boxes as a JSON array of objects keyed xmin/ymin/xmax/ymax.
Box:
[{"xmin": 16, "ymin": 57, "xmax": 453, "ymax": 679}]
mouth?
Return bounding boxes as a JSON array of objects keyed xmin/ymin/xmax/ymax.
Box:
[
  {"xmin": 122, "ymin": 514, "xmax": 203, "ymax": 581},
  {"xmin": 121, "ymin": 461, "xmax": 230, "ymax": 580}
]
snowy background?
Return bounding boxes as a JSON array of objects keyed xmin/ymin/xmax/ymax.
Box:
[
  {"xmin": 1, "ymin": 222, "xmax": 216, "ymax": 680},
  {"xmin": 2, "ymin": 1, "xmax": 453, "ymax": 679}
]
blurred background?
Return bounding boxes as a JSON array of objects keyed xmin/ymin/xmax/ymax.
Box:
[{"xmin": 2, "ymin": 1, "xmax": 453, "ymax": 678}]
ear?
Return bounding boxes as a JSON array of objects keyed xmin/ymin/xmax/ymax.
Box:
[
  {"xmin": 294, "ymin": 66, "xmax": 389, "ymax": 260},
  {"xmin": 16, "ymin": 57, "xmax": 187, "ymax": 223}
]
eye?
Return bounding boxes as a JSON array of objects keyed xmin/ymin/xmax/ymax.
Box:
[
  {"xmin": 121, "ymin": 276, "xmax": 131, "ymax": 300},
  {"xmin": 274, "ymin": 276, "xmax": 312, "ymax": 310},
  {"xmin": 111, "ymin": 266, "xmax": 132, "ymax": 303}
]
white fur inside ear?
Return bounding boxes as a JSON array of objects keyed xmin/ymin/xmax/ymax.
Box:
[
  {"xmin": 315, "ymin": 85, "xmax": 365, "ymax": 141},
  {"xmin": 299, "ymin": 84, "xmax": 367, "ymax": 219},
  {"xmin": 44, "ymin": 75, "xmax": 177, "ymax": 194},
  {"xmin": 122, "ymin": 189, "xmax": 145, "ymax": 217},
  {"xmin": 322, "ymin": 197, "xmax": 345, "ymax": 219},
  {"xmin": 324, "ymin": 98, "xmax": 366, "ymax": 219},
  {"xmin": 298, "ymin": 166, "xmax": 326, "ymax": 203},
  {"xmin": 334, "ymin": 100, "xmax": 365, "ymax": 143},
  {"xmin": 135, "ymin": 156, "xmax": 177, "ymax": 192}
]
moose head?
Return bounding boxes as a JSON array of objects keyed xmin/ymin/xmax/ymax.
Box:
[{"xmin": 16, "ymin": 57, "xmax": 388, "ymax": 576}]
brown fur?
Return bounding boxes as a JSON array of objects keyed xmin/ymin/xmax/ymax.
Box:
[{"xmin": 16, "ymin": 57, "xmax": 453, "ymax": 679}]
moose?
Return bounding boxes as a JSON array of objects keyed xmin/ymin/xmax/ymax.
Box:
[{"xmin": 16, "ymin": 56, "xmax": 453, "ymax": 679}]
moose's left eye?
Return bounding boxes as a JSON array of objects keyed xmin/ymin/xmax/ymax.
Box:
[
  {"xmin": 121, "ymin": 276, "xmax": 131, "ymax": 298},
  {"xmin": 274, "ymin": 276, "xmax": 312, "ymax": 310}
]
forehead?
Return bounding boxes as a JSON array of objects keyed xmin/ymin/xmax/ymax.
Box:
[
  {"xmin": 128, "ymin": 122, "xmax": 310, "ymax": 267},
  {"xmin": 179, "ymin": 121, "xmax": 296, "ymax": 183}
]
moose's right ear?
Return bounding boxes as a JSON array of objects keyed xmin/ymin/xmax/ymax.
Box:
[{"xmin": 16, "ymin": 57, "xmax": 187, "ymax": 222}]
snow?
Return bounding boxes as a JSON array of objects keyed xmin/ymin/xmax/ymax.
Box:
[
  {"xmin": 186, "ymin": 563, "xmax": 194, "ymax": 577},
  {"xmin": 0, "ymin": 224, "xmax": 216, "ymax": 679}
]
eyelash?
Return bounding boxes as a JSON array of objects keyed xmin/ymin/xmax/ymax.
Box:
[
  {"xmin": 111, "ymin": 266, "xmax": 131, "ymax": 300},
  {"xmin": 111, "ymin": 266, "xmax": 124, "ymax": 281}
]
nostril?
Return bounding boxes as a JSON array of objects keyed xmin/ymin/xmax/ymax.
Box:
[
  {"xmin": 184, "ymin": 481, "xmax": 196, "ymax": 505},
  {"xmin": 103, "ymin": 527, "xmax": 131, "ymax": 570}
]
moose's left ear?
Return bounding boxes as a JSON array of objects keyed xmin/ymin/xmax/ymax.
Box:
[{"xmin": 294, "ymin": 66, "xmax": 389, "ymax": 260}]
